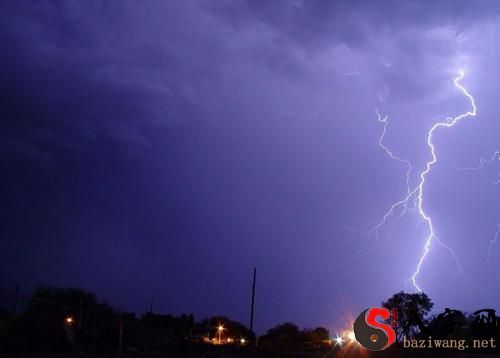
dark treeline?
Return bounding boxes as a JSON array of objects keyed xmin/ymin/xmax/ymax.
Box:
[
  {"xmin": 383, "ymin": 291, "xmax": 500, "ymax": 345},
  {"xmin": 0, "ymin": 285, "xmax": 331, "ymax": 357},
  {"xmin": 1, "ymin": 287, "xmax": 499, "ymax": 357}
]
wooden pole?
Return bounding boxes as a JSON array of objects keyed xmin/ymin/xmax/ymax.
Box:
[{"xmin": 249, "ymin": 268, "xmax": 256, "ymax": 332}]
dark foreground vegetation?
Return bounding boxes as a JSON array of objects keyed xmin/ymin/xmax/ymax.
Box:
[{"xmin": 0, "ymin": 287, "xmax": 499, "ymax": 357}]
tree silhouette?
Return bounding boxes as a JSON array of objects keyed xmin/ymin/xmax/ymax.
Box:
[
  {"xmin": 427, "ymin": 308, "xmax": 467, "ymax": 339},
  {"xmin": 260, "ymin": 323, "xmax": 330, "ymax": 356},
  {"xmin": 382, "ymin": 291, "xmax": 433, "ymax": 340},
  {"xmin": 23, "ymin": 286, "xmax": 116, "ymax": 352}
]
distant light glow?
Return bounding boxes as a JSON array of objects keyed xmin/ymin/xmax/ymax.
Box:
[{"xmin": 347, "ymin": 330, "xmax": 356, "ymax": 341}]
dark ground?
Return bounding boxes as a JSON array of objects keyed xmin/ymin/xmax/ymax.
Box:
[{"xmin": 1, "ymin": 347, "xmax": 498, "ymax": 358}]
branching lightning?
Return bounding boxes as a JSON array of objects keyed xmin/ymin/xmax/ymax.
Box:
[
  {"xmin": 411, "ymin": 70, "xmax": 477, "ymax": 291},
  {"xmin": 457, "ymin": 150, "xmax": 500, "ymax": 262},
  {"xmin": 375, "ymin": 109, "xmax": 413, "ymax": 193},
  {"xmin": 488, "ymin": 225, "xmax": 500, "ymax": 263},
  {"xmin": 371, "ymin": 71, "xmax": 477, "ymax": 292},
  {"xmin": 457, "ymin": 150, "xmax": 500, "ymax": 184}
]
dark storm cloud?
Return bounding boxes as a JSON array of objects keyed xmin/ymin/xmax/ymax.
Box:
[
  {"xmin": 0, "ymin": 1, "xmax": 226, "ymax": 159},
  {"xmin": 211, "ymin": 0, "xmax": 498, "ymax": 48},
  {"xmin": 2, "ymin": 0, "xmax": 498, "ymax": 161},
  {"xmin": 0, "ymin": 1, "xmax": 326, "ymax": 164},
  {"xmin": 210, "ymin": 0, "xmax": 500, "ymax": 103}
]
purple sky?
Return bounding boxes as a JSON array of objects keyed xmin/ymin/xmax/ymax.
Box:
[{"xmin": 1, "ymin": 1, "xmax": 499, "ymax": 334}]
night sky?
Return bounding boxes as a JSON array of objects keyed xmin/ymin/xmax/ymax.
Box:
[{"xmin": 1, "ymin": 1, "xmax": 500, "ymax": 334}]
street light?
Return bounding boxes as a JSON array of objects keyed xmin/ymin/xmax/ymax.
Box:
[
  {"xmin": 334, "ymin": 335, "xmax": 344, "ymax": 346},
  {"xmin": 217, "ymin": 325, "xmax": 224, "ymax": 345},
  {"xmin": 65, "ymin": 316, "xmax": 74, "ymax": 326}
]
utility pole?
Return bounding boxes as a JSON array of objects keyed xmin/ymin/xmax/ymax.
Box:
[
  {"xmin": 249, "ymin": 268, "xmax": 256, "ymax": 333},
  {"xmin": 149, "ymin": 299, "xmax": 154, "ymax": 314}
]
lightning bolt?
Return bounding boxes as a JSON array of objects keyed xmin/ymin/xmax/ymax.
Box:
[
  {"xmin": 411, "ymin": 70, "xmax": 477, "ymax": 291},
  {"xmin": 371, "ymin": 71, "xmax": 477, "ymax": 292}
]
